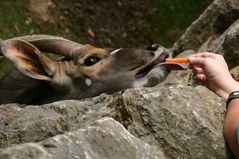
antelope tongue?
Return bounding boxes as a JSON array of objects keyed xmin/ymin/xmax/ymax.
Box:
[
  {"xmin": 135, "ymin": 51, "xmax": 168, "ymax": 79},
  {"xmin": 157, "ymin": 62, "xmax": 189, "ymax": 70}
]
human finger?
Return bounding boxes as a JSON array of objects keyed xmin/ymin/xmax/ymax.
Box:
[
  {"xmin": 192, "ymin": 67, "xmax": 204, "ymax": 74},
  {"xmin": 188, "ymin": 52, "xmax": 213, "ymax": 58},
  {"xmin": 196, "ymin": 74, "xmax": 206, "ymax": 81},
  {"xmin": 189, "ymin": 63, "xmax": 202, "ymax": 69}
]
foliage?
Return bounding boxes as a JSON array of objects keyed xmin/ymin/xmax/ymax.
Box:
[{"xmin": 0, "ymin": 0, "xmax": 213, "ymax": 47}]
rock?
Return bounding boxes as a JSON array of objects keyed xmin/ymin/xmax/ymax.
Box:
[
  {"xmin": 109, "ymin": 86, "xmax": 227, "ymax": 159},
  {"xmin": 0, "ymin": 85, "xmax": 229, "ymax": 158},
  {"xmin": 172, "ymin": 0, "xmax": 239, "ymax": 56},
  {"xmin": 199, "ymin": 20, "xmax": 239, "ymax": 68},
  {"xmin": 230, "ymin": 65, "xmax": 239, "ymax": 81},
  {"xmin": 0, "ymin": 96, "xmax": 109, "ymax": 148},
  {"xmin": 0, "ymin": 117, "xmax": 166, "ymax": 159}
]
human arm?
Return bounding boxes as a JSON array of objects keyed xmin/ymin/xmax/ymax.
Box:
[
  {"xmin": 188, "ymin": 52, "xmax": 239, "ymax": 158},
  {"xmin": 224, "ymin": 99, "xmax": 239, "ymax": 158}
]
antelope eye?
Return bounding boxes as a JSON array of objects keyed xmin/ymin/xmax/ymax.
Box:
[{"xmin": 84, "ymin": 55, "xmax": 101, "ymax": 66}]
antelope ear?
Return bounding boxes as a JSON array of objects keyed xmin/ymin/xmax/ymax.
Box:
[
  {"xmin": 1, "ymin": 39, "xmax": 56, "ymax": 81},
  {"xmin": 25, "ymin": 36, "xmax": 83, "ymax": 57}
]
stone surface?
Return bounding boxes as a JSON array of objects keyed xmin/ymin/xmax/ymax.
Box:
[
  {"xmin": 0, "ymin": 96, "xmax": 109, "ymax": 148},
  {"xmin": 0, "ymin": 85, "xmax": 229, "ymax": 158},
  {"xmin": 0, "ymin": 117, "xmax": 166, "ymax": 159},
  {"xmin": 172, "ymin": 0, "xmax": 239, "ymax": 57},
  {"xmin": 230, "ymin": 65, "xmax": 239, "ymax": 81},
  {"xmin": 198, "ymin": 20, "xmax": 239, "ymax": 68},
  {"xmin": 110, "ymin": 86, "xmax": 227, "ymax": 159}
]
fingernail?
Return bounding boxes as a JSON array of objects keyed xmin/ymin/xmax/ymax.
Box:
[{"xmin": 188, "ymin": 57, "xmax": 193, "ymax": 62}]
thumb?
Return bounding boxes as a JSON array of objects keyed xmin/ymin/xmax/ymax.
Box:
[{"xmin": 188, "ymin": 56, "xmax": 206, "ymax": 66}]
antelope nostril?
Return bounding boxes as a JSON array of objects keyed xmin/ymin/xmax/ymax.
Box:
[{"xmin": 146, "ymin": 44, "xmax": 161, "ymax": 51}]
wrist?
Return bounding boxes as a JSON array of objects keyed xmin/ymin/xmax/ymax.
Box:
[
  {"xmin": 226, "ymin": 91, "xmax": 239, "ymax": 109},
  {"xmin": 214, "ymin": 78, "xmax": 239, "ymax": 99},
  {"xmin": 225, "ymin": 80, "xmax": 239, "ymax": 98}
]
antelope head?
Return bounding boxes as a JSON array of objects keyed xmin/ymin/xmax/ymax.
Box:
[{"xmin": 0, "ymin": 35, "xmax": 184, "ymax": 104}]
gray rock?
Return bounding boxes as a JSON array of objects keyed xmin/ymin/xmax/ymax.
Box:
[
  {"xmin": 172, "ymin": 0, "xmax": 239, "ymax": 55},
  {"xmin": 172, "ymin": 0, "xmax": 239, "ymax": 82},
  {"xmin": 110, "ymin": 86, "xmax": 227, "ymax": 159},
  {"xmin": 0, "ymin": 96, "xmax": 109, "ymax": 148},
  {"xmin": 0, "ymin": 85, "xmax": 229, "ymax": 158},
  {"xmin": 0, "ymin": 117, "xmax": 166, "ymax": 159},
  {"xmin": 199, "ymin": 20, "xmax": 239, "ymax": 68},
  {"xmin": 230, "ymin": 65, "xmax": 239, "ymax": 81}
]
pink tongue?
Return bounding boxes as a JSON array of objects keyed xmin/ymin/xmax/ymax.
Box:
[{"xmin": 157, "ymin": 62, "xmax": 189, "ymax": 70}]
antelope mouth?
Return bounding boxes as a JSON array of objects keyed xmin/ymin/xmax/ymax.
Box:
[{"xmin": 135, "ymin": 50, "xmax": 169, "ymax": 78}]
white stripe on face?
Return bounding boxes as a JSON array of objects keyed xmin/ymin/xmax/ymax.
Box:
[
  {"xmin": 85, "ymin": 78, "xmax": 92, "ymax": 87},
  {"xmin": 110, "ymin": 49, "xmax": 122, "ymax": 55}
]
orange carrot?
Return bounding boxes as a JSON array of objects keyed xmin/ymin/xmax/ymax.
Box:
[{"xmin": 165, "ymin": 58, "xmax": 189, "ymax": 63}]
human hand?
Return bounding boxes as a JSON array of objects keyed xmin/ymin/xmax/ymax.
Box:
[{"xmin": 188, "ymin": 52, "xmax": 239, "ymax": 99}]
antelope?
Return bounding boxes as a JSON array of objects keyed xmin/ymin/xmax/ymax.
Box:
[{"xmin": 0, "ymin": 35, "xmax": 184, "ymax": 105}]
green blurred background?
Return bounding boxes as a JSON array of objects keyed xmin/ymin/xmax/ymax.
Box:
[{"xmin": 0, "ymin": 0, "xmax": 213, "ymax": 48}]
